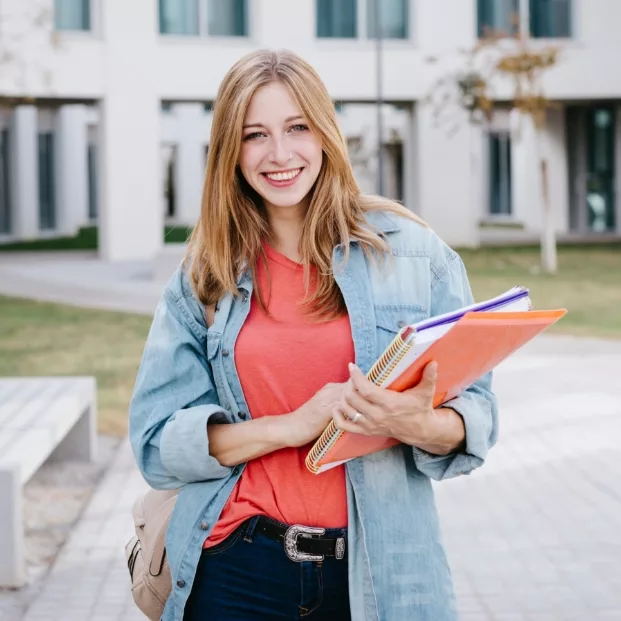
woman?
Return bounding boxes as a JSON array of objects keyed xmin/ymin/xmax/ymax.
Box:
[{"xmin": 129, "ymin": 49, "xmax": 498, "ymax": 621}]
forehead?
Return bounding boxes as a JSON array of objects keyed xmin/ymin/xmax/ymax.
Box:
[{"xmin": 244, "ymin": 81, "xmax": 302, "ymax": 124}]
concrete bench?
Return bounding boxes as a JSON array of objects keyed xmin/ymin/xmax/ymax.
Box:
[{"xmin": 0, "ymin": 377, "xmax": 97, "ymax": 587}]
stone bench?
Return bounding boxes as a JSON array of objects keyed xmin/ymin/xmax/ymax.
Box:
[{"xmin": 0, "ymin": 377, "xmax": 97, "ymax": 587}]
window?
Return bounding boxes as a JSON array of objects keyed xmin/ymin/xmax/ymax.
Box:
[
  {"xmin": 207, "ymin": 0, "xmax": 247, "ymax": 36},
  {"xmin": 317, "ymin": 0, "xmax": 409, "ymax": 39},
  {"xmin": 317, "ymin": 0, "xmax": 357, "ymax": 38},
  {"xmin": 55, "ymin": 0, "xmax": 90, "ymax": 31},
  {"xmin": 159, "ymin": 0, "xmax": 199, "ymax": 35},
  {"xmin": 162, "ymin": 145, "xmax": 177, "ymax": 219},
  {"xmin": 0, "ymin": 129, "xmax": 9, "ymax": 235},
  {"xmin": 488, "ymin": 132, "xmax": 512, "ymax": 216},
  {"xmin": 159, "ymin": 0, "xmax": 247, "ymax": 36},
  {"xmin": 477, "ymin": 0, "xmax": 519, "ymax": 37},
  {"xmin": 367, "ymin": 0, "xmax": 408, "ymax": 39},
  {"xmin": 530, "ymin": 0, "xmax": 571, "ymax": 38},
  {"xmin": 38, "ymin": 133, "xmax": 56, "ymax": 230},
  {"xmin": 87, "ymin": 143, "xmax": 98, "ymax": 220}
]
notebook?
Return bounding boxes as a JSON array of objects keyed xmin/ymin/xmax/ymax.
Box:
[{"xmin": 305, "ymin": 287, "xmax": 567, "ymax": 474}]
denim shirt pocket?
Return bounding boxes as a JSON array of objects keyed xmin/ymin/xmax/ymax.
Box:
[{"xmin": 374, "ymin": 305, "xmax": 428, "ymax": 357}]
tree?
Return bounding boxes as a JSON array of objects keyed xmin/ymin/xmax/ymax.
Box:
[
  {"xmin": 0, "ymin": 0, "xmax": 57, "ymax": 105},
  {"xmin": 426, "ymin": 13, "xmax": 562, "ymax": 274}
]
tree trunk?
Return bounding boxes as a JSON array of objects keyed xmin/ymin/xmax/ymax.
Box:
[{"xmin": 535, "ymin": 130, "xmax": 558, "ymax": 273}]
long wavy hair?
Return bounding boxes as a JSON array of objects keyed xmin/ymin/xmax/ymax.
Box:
[{"xmin": 186, "ymin": 49, "xmax": 426, "ymax": 319}]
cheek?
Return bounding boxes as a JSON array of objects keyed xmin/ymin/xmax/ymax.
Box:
[
  {"xmin": 238, "ymin": 145, "xmax": 260, "ymax": 181},
  {"xmin": 300, "ymin": 137, "xmax": 323, "ymax": 172}
]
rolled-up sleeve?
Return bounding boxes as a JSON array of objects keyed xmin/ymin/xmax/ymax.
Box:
[
  {"xmin": 129, "ymin": 278, "xmax": 233, "ymax": 490},
  {"xmin": 411, "ymin": 239, "xmax": 499, "ymax": 481}
]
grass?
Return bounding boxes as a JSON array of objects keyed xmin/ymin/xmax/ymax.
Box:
[
  {"xmin": 460, "ymin": 244, "xmax": 621, "ymax": 339},
  {"xmin": 0, "ymin": 245, "xmax": 619, "ymax": 435},
  {"xmin": 0, "ymin": 225, "xmax": 193, "ymax": 252},
  {"xmin": 0, "ymin": 295, "xmax": 152, "ymax": 436}
]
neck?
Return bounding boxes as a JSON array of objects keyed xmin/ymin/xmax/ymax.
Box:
[{"xmin": 264, "ymin": 199, "xmax": 308, "ymax": 262}]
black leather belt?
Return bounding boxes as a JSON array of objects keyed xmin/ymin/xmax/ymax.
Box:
[{"xmin": 253, "ymin": 516, "xmax": 347, "ymax": 563}]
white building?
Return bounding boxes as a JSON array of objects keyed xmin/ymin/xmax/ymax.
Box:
[{"xmin": 0, "ymin": 0, "xmax": 620, "ymax": 261}]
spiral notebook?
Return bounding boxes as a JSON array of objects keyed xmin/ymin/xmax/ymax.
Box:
[{"xmin": 305, "ymin": 287, "xmax": 567, "ymax": 474}]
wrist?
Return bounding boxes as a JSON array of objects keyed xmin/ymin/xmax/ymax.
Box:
[
  {"xmin": 408, "ymin": 407, "xmax": 465, "ymax": 456},
  {"xmin": 431, "ymin": 407, "xmax": 466, "ymax": 453},
  {"xmin": 265, "ymin": 413, "xmax": 298, "ymax": 450}
]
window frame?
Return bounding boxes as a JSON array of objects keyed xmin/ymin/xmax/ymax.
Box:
[
  {"xmin": 54, "ymin": 0, "xmax": 98, "ymax": 35},
  {"xmin": 315, "ymin": 0, "xmax": 413, "ymax": 44},
  {"xmin": 159, "ymin": 0, "xmax": 250, "ymax": 39}
]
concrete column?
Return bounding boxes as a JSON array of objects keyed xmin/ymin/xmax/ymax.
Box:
[
  {"xmin": 98, "ymin": 1, "xmax": 161, "ymax": 262},
  {"xmin": 55, "ymin": 105, "xmax": 89, "ymax": 236},
  {"xmin": 9, "ymin": 106, "xmax": 38, "ymax": 240},
  {"xmin": 511, "ymin": 112, "xmax": 540, "ymax": 230},
  {"xmin": 174, "ymin": 103, "xmax": 206, "ymax": 227},
  {"xmin": 415, "ymin": 105, "xmax": 479, "ymax": 247}
]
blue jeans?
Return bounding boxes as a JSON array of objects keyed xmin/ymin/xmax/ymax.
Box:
[{"xmin": 183, "ymin": 516, "xmax": 351, "ymax": 620}]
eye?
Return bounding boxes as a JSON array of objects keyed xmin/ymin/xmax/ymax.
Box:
[
  {"xmin": 243, "ymin": 131, "xmax": 266, "ymax": 142},
  {"xmin": 289, "ymin": 123, "xmax": 309, "ymax": 133}
]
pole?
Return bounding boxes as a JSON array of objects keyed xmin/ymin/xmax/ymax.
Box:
[{"xmin": 374, "ymin": 0, "xmax": 384, "ymax": 196}]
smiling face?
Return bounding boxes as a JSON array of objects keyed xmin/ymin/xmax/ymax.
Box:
[{"xmin": 238, "ymin": 81, "xmax": 323, "ymax": 214}]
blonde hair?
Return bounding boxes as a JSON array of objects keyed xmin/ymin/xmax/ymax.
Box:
[{"xmin": 186, "ymin": 48, "xmax": 426, "ymax": 319}]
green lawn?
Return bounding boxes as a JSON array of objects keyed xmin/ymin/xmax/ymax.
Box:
[
  {"xmin": 0, "ymin": 245, "xmax": 619, "ymax": 436},
  {"xmin": 460, "ymin": 245, "xmax": 621, "ymax": 339},
  {"xmin": 0, "ymin": 296, "xmax": 152, "ymax": 436}
]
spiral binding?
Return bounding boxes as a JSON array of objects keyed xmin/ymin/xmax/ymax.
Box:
[{"xmin": 305, "ymin": 330, "xmax": 414, "ymax": 474}]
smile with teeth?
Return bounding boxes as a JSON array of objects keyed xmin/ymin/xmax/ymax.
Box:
[{"xmin": 264, "ymin": 168, "xmax": 302, "ymax": 182}]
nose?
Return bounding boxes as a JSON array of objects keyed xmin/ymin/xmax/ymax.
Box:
[{"xmin": 268, "ymin": 136, "xmax": 291, "ymax": 167}]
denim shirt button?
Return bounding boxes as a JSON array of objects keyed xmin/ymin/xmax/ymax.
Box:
[
  {"xmin": 222, "ymin": 349, "xmax": 230, "ymax": 357},
  {"xmin": 200, "ymin": 521, "xmax": 209, "ymax": 531},
  {"xmin": 176, "ymin": 580, "xmax": 185, "ymax": 588},
  {"xmin": 397, "ymin": 320, "xmax": 407, "ymax": 329}
]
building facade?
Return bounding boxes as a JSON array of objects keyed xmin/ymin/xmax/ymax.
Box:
[{"xmin": 0, "ymin": 0, "xmax": 620, "ymax": 260}]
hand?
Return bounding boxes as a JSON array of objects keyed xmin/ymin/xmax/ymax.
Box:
[
  {"xmin": 284, "ymin": 382, "xmax": 347, "ymax": 448},
  {"xmin": 333, "ymin": 361, "xmax": 439, "ymax": 446}
]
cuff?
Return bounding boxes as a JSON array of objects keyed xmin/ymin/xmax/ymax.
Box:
[{"xmin": 160, "ymin": 404, "xmax": 234, "ymax": 483}]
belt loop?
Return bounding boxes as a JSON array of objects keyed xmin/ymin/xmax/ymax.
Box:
[{"xmin": 244, "ymin": 516, "xmax": 260, "ymax": 543}]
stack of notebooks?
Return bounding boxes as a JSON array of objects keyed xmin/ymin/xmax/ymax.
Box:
[{"xmin": 306, "ymin": 286, "xmax": 567, "ymax": 474}]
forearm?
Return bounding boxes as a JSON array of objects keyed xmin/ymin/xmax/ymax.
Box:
[
  {"xmin": 413, "ymin": 407, "xmax": 466, "ymax": 456},
  {"xmin": 208, "ymin": 415, "xmax": 293, "ymax": 467}
]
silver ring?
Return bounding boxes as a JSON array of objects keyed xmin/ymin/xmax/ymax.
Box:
[{"xmin": 351, "ymin": 412, "xmax": 362, "ymax": 424}]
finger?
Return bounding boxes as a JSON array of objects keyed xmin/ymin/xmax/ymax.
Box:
[
  {"xmin": 333, "ymin": 407, "xmax": 372, "ymax": 436},
  {"xmin": 419, "ymin": 361, "xmax": 438, "ymax": 394},
  {"xmin": 342, "ymin": 384, "xmax": 383, "ymax": 420},
  {"xmin": 348, "ymin": 363, "xmax": 386, "ymax": 405},
  {"xmin": 338, "ymin": 400, "xmax": 375, "ymax": 433}
]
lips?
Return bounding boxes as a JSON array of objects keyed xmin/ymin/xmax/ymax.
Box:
[{"xmin": 261, "ymin": 167, "xmax": 303, "ymax": 188}]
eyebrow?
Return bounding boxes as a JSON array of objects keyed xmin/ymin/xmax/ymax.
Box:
[{"xmin": 242, "ymin": 115, "xmax": 304, "ymax": 130}]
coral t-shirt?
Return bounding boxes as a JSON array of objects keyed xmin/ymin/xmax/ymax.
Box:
[{"xmin": 205, "ymin": 243, "xmax": 353, "ymax": 547}]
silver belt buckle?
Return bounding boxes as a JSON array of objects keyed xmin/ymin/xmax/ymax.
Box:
[{"xmin": 284, "ymin": 525, "xmax": 325, "ymax": 562}]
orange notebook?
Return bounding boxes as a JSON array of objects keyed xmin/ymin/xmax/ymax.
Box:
[{"xmin": 306, "ymin": 308, "xmax": 567, "ymax": 474}]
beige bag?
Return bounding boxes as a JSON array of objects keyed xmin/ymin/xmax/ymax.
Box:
[
  {"xmin": 125, "ymin": 489, "xmax": 179, "ymax": 621},
  {"xmin": 125, "ymin": 306, "xmax": 215, "ymax": 620}
]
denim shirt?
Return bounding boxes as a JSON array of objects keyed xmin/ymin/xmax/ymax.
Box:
[{"xmin": 129, "ymin": 211, "xmax": 499, "ymax": 621}]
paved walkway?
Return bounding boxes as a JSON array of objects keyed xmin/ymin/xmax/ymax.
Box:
[{"xmin": 2, "ymin": 252, "xmax": 621, "ymax": 620}]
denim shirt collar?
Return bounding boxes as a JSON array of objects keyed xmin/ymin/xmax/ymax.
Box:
[{"xmin": 234, "ymin": 210, "xmax": 402, "ymax": 290}]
